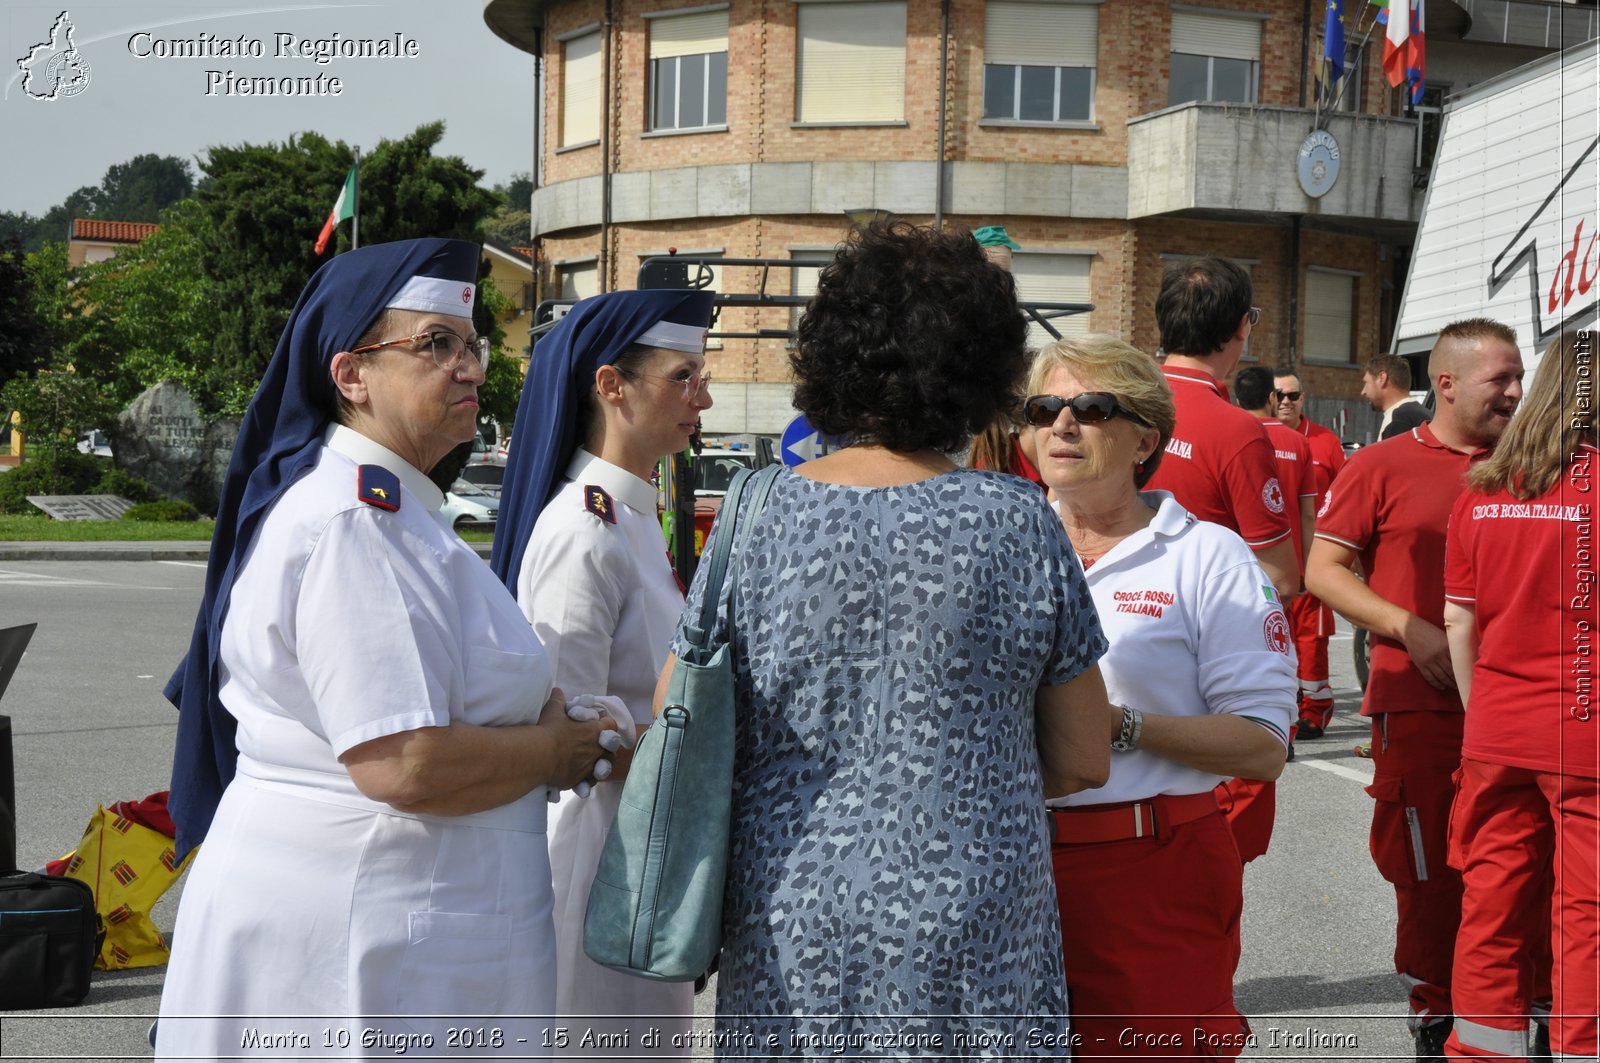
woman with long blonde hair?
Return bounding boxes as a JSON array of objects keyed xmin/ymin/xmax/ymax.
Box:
[{"xmin": 1442, "ymin": 331, "xmax": 1599, "ymax": 1061}]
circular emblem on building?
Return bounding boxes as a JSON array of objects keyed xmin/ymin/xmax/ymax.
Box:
[
  {"xmin": 1297, "ymin": 130, "xmax": 1341, "ymax": 199},
  {"xmin": 1263, "ymin": 477, "xmax": 1285, "ymax": 514},
  {"xmin": 1264, "ymin": 610, "xmax": 1292, "ymax": 655}
]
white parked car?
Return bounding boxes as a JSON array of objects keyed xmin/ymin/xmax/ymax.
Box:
[{"xmin": 442, "ymin": 478, "xmax": 499, "ymax": 531}]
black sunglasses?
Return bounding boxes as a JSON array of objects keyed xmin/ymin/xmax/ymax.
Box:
[
  {"xmin": 1274, "ymin": 389, "xmax": 1303, "ymax": 402},
  {"xmin": 1022, "ymin": 392, "xmax": 1151, "ymax": 428}
]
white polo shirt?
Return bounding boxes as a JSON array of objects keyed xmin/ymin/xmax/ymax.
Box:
[{"xmin": 1050, "ymin": 491, "xmax": 1297, "ymax": 807}]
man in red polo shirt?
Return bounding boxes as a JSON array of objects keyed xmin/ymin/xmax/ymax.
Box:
[
  {"xmin": 1146, "ymin": 258, "xmax": 1297, "ymax": 864},
  {"xmin": 1306, "ymin": 318, "xmax": 1524, "ymax": 1059},
  {"xmin": 1147, "ymin": 258, "xmax": 1298, "ymax": 599},
  {"xmin": 1235, "ymin": 367, "xmax": 1318, "ymax": 574},
  {"xmin": 1274, "ymin": 369, "xmax": 1348, "ymax": 738}
]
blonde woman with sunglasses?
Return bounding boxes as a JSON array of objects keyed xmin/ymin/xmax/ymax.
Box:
[{"xmin": 1026, "ymin": 334, "xmax": 1294, "ymax": 1060}]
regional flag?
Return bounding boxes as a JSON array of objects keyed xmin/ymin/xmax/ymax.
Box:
[{"xmin": 314, "ymin": 165, "xmax": 358, "ymax": 255}]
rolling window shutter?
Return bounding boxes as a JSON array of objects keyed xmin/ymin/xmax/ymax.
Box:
[
  {"xmin": 986, "ymin": 3, "xmax": 1098, "ymax": 67},
  {"xmin": 1171, "ymin": 10, "xmax": 1260, "ymax": 61},
  {"xmin": 1304, "ymin": 270, "xmax": 1355, "ymax": 361},
  {"xmin": 650, "ymin": 10, "xmax": 729, "ymax": 59},
  {"xmin": 562, "ymin": 32, "xmax": 602, "ymax": 145},
  {"xmin": 797, "ymin": 2, "xmax": 906, "ymax": 122},
  {"xmin": 1012, "ymin": 253, "xmax": 1092, "ymax": 346}
]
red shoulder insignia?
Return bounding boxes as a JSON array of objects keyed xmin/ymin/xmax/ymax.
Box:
[
  {"xmin": 358, "ymin": 465, "xmax": 401, "ymax": 512},
  {"xmin": 584, "ymin": 485, "xmax": 616, "ymax": 524}
]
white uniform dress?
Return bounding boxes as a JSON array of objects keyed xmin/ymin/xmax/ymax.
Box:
[
  {"xmin": 1050, "ymin": 490, "xmax": 1296, "ymax": 808},
  {"xmin": 157, "ymin": 425, "xmax": 556, "ymax": 1059},
  {"xmin": 517, "ymin": 450, "xmax": 692, "ymax": 1058}
]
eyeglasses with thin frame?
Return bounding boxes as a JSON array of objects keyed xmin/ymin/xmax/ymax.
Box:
[
  {"xmin": 619, "ymin": 367, "xmax": 713, "ymax": 401},
  {"xmin": 1247, "ymin": 307, "xmax": 1262, "ymax": 326},
  {"xmin": 1274, "ymin": 389, "xmax": 1303, "ymax": 402},
  {"xmin": 1022, "ymin": 392, "xmax": 1151, "ymax": 428},
  {"xmin": 350, "ymin": 330, "xmax": 490, "ymax": 372}
]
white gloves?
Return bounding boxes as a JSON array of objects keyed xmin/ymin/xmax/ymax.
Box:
[{"xmin": 556, "ymin": 694, "xmax": 637, "ymax": 799}]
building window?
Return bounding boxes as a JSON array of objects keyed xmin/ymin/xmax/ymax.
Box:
[
  {"xmin": 1169, "ymin": 10, "xmax": 1260, "ymax": 105},
  {"xmin": 1328, "ymin": 40, "xmax": 1363, "ymax": 112},
  {"xmin": 1304, "ymin": 268, "xmax": 1358, "ymax": 363},
  {"xmin": 649, "ymin": 9, "xmax": 729, "ymax": 131},
  {"xmin": 1011, "ymin": 252, "xmax": 1092, "ymax": 349},
  {"xmin": 788, "ymin": 251, "xmax": 834, "ymax": 334},
  {"xmin": 983, "ymin": 2, "xmax": 1097, "ymax": 123},
  {"xmin": 795, "ymin": 1, "xmax": 906, "ymax": 123},
  {"xmin": 560, "ymin": 260, "xmax": 599, "ymax": 302},
  {"xmin": 561, "ymin": 30, "xmax": 602, "ymax": 147}
]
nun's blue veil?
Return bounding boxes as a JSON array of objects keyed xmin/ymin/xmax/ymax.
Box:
[
  {"xmin": 165, "ymin": 237, "xmax": 480, "ymax": 858},
  {"xmin": 491, "ymin": 289, "xmax": 715, "ymax": 594}
]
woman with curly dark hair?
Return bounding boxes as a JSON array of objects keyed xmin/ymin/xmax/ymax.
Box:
[{"xmin": 658, "ymin": 221, "xmax": 1117, "ymax": 1050}]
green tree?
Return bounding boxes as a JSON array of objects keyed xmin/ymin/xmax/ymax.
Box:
[
  {"xmin": 194, "ymin": 122, "xmax": 500, "ymax": 410},
  {"xmin": 0, "ymin": 369, "xmax": 117, "ymax": 460},
  {"xmin": 65, "ymin": 200, "xmax": 228, "ymax": 413},
  {"xmin": 0, "ymin": 237, "xmax": 50, "ymax": 390},
  {"xmin": 90, "ymin": 154, "xmax": 196, "ymax": 221},
  {"xmin": 2, "ymin": 155, "xmax": 194, "ymax": 252}
]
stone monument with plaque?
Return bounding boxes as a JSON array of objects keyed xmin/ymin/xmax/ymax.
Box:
[{"xmin": 116, "ymin": 381, "xmax": 239, "ymax": 515}]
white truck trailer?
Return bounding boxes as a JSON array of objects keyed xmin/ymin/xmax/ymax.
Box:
[{"xmin": 1391, "ymin": 38, "xmax": 1598, "ymax": 377}]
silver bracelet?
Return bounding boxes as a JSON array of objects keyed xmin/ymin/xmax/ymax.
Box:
[{"xmin": 1110, "ymin": 704, "xmax": 1143, "ymax": 752}]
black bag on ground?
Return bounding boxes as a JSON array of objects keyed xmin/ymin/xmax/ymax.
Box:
[{"xmin": 0, "ymin": 871, "xmax": 100, "ymax": 1009}]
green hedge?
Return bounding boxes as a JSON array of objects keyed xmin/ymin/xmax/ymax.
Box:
[
  {"xmin": 0, "ymin": 453, "xmax": 164, "ymax": 515},
  {"xmin": 122, "ymin": 500, "xmax": 200, "ymax": 522}
]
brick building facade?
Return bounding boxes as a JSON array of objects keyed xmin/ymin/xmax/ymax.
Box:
[{"xmin": 484, "ymin": 0, "xmax": 1578, "ymax": 440}]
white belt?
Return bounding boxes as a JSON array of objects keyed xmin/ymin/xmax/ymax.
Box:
[{"xmin": 233, "ymin": 754, "xmax": 548, "ymax": 834}]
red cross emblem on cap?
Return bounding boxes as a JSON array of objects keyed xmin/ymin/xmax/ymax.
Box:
[{"xmin": 461, "ymin": 286, "xmax": 472, "ymax": 304}]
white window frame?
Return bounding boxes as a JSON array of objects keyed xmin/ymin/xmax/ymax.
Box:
[
  {"xmin": 646, "ymin": 7, "xmax": 730, "ymax": 133},
  {"xmin": 982, "ymin": 1, "xmax": 1099, "ymax": 126},
  {"xmin": 1168, "ymin": 8, "xmax": 1262, "ymax": 106}
]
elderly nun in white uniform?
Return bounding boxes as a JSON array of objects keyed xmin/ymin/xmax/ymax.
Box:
[
  {"xmin": 491, "ymin": 289, "xmax": 716, "ymax": 1057},
  {"xmin": 157, "ymin": 239, "xmax": 614, "ymax": 1058}
]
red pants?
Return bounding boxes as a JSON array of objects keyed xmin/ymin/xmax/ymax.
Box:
[
  {"xmin": 1214, "ymin": 777, "xmax": 1275, "ymax": 864},
  {"xmin": 1444, "ymin": 759, "xmax": 1598, "ymax": 1061},
  {"xmin": 1287, "ymin": 593, "xmax": 1334, "ymax": 728},
  {"xmin": 1367, "ymin": 712, "xmax": 1465, "ymax": 1027},
  {"xmin": 1053, "ymin": 808, "xmax": 1251, "ymax": 1060}
]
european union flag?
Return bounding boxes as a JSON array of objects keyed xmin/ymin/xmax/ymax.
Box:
[{"xmin": 1322, "ymin": 0, "xmax": 1347, "ymax": 84}]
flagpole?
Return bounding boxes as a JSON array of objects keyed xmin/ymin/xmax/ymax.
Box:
[
  {"xmin": 1323, "ymin": 18, "xmax": 1378, "ymax": 125},
  {"xmin": 351, "ymin": 147, "xmax": 360, "ymax": 251}
]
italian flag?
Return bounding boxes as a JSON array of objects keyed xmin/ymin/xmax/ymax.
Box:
[{"xmin": 313, "ymin": 165, "xmax": 357, "ymax": 255}]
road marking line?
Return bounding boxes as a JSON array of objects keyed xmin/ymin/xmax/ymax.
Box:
[
  {"xmin": 0, "ymin": 569, "xmax": 105, "ymax": 587},
  {"xmin": 1299, "ymin": 759, "xmax": 1374, "ymax": 785},
  {"xmin": 159, "ymin": 561, "xmax": 208, "ymax": 568}
]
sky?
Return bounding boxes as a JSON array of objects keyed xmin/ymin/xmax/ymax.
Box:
[{"xmin": 0, "ymin": 2, "xmax": 537, "ymax": 216}]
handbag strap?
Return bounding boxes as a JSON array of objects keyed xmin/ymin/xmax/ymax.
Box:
[{"xmin": 686, "ymin": 462, "xmax": 783, "ymax": 648}]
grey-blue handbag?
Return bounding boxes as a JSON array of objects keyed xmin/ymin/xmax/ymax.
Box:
[{"xmin": 583, "ymin": 462, "xmax": 781, "ymax": 981}]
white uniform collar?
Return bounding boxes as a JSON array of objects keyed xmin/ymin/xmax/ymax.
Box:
[
  {"xmin": 324, "ymin": 423, "xmax": 446, "ymax": 512},
  {"xmin": 1059, "ymin": 490, "xmax": 1194, "ymax": 575},
  {"xmin": 564, "ymin": 449, "xmax": 658, "ymax": 515}
]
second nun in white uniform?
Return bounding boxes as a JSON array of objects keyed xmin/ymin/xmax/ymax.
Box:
[{"xmin": 491, "ymin": 289, "xmax": 717, "ymax": 1058}]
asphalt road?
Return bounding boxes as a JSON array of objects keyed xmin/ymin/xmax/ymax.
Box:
[{"xmin": 0, "ymin": 560, "xmax": 1421, "ymax": 1059}]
